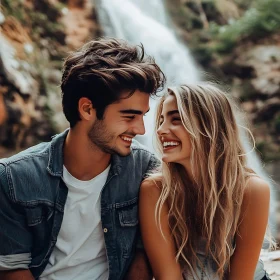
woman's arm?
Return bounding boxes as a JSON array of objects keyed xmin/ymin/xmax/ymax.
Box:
[
  {"xmin": 124, "ymin": 249, "xmax": 153, "ymax": 280},
  {"xmin": 139, "ymin": 180, "xmax": 182, "ymax": 280},
  {"xmin": 0, "ymin": 270, "xmax": 34, "ymax": 280},
  {"xmin": 228, "ymin": 176, "xmax": 270, "ymax": 280}
]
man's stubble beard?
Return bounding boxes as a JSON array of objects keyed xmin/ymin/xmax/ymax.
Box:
[{"xmin": 88, "ymin": 118, "xmax": 131, "ymax": 156}]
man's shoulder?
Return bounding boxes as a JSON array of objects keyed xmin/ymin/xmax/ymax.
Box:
[
  {"xmin": 0, "ymin": 141, "xmax": 50, "ymax": 167},
  {"xmin": 129, "ymin": 139, "xmax": 160, "ymax": 170},
  {"xmin": 0, "ymin": 141, "xmax": 58, "ymax": 204},
  {"xmin": 0, "ymin": 142, "xmax": 51, "ymax": 193}
]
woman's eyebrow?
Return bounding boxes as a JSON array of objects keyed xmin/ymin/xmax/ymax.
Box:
[
  {"xmin": 161, "ymin": 107, "xmax": 179, "ymax": 117},
  {"xmin": 167, "ymin": 110, "xmax": 179, "ymax": 116},
  {"xmin": 160, "ymin": 110, "xmax": 179, "ymax": 119}
]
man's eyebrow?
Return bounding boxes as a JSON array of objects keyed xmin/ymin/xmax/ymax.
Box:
[
  {"xmin": 119, "ymin": 109, "xmax": 150, "ymax": 115},
  {"xmin": 160, "ymin": 110, "xmax": 179, "ymax": 118}
]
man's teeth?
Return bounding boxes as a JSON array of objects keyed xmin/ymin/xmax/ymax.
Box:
[
  {"xmin": 163, "ymin": 141, "xmax": 180, "ymax": 147},
  {"xmin": 121, "ymin": 136, "xmax": 132, "ymax": 142}
]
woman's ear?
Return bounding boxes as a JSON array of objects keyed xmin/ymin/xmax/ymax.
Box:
[{"xmin": 78, "ymin": 97, "xmax": 96, "ymax": 121}]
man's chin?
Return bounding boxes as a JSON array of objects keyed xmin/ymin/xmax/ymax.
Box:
[{"xmin": 116, "ymin": 148, "xmax": 131, "ymax": 157}]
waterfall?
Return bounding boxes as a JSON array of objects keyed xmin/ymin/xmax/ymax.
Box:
[
  {"xmin": 96, "ymin": 0, "xmax": 199, "ymax": 85},
  {"xmin": 95, "ymin": 0, "xmax": 276, "ymax": 234}
]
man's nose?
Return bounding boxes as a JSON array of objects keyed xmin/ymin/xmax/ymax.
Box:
[{"xmin": 133, "ymin": 119, "xmax": 146, "ymax": 135}]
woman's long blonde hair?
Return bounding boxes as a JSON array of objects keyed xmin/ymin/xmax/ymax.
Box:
[{"xmin": 151, "ymin": 84, "xmax": 260, "ymax": 278}]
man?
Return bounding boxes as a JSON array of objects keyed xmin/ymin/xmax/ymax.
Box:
[{"xmin": 0, "ymin": 38, "xmax": 165, "ymax": 280}]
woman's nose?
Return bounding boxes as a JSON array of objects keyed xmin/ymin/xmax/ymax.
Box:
[{"xmin": 157, "ymin": 121, "xmax": 169, "ymax": 136}]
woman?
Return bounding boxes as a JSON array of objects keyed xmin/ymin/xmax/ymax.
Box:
[{"xmin": 139, "ymin": 84, "xmax": 274, "ymax": 280}]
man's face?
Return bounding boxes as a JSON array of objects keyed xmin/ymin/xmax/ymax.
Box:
[{"xmin": 88, "ymin": 90, "xmax": 150, "ymax": 156}]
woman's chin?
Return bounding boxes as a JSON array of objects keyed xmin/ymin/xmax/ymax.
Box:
[{"xmin": 162, "ymin": 156, "xmax": 174, "ymax": 164}]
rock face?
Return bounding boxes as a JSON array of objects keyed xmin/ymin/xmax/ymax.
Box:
[
  {"xmin": 221, "ymin": 40, "xmax": 280, "ymax": 161},
  {"xmin": 0, "ymin": 16, "xmax": 50, "ymax": 151},
  {"xmin": 62, "ymin": 0, "xmax": 100, "ymax": 49},
  {"xmin": 236, "ymin": 45, "xmax": 280, "ymax": 96},
  {"xmin": 0, "ymin": 0, "xmax": 100, "ymax": 155},
  {"xmin": 0, "ymin": 87, "xmax": 7, "ymax": 126}
]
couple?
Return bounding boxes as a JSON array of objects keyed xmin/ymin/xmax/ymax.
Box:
[{"xmin": 0, "ymin": 38, "xmax": 272, "ymax": 280}]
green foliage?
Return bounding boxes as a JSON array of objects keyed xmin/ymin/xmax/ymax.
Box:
[
  {"xmin": 2, "ymin": 0, "xmax": 26, "ymax": 22},
  {"xmin": 234, "ymin": 0, "xmax": 254, "ymax": 10},
  {"xmin": 256, "ymin": 141, "xmax": 266, "ymax": 157},
  {"xmin": 191, "ymin": 44, "xmax": 213, "ymax": 65},
  {"xmin": 173, "ymin": 0, "xmax": 280, "ymax": 66},
  {"xmin": 237, "ymin": 82, "xmax": 259, "ymax": 102},
  {"xmin": 211, "ymin": 0, "xmax": 280, "ymax": 53},
  {"xmin": 2, "ymin": 0, "xmax": 65, "ymax": 44},
  {"xmin": 255, "ymin": 140, "xmax": 280, "ymax": 161},
  {"xmin": 275, "ymin": 115, "xmax": 280, "ymax": 134},
  {"xmin": 165, "ymin": 0, "xmax": 204, "ymax": 31},
  {"xmin": 29, "ymin": 11, "xmax": 65, "ymax": 44}
]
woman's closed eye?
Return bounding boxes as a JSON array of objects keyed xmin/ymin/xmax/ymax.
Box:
[
  {"xmin": 172, "ymin": 117, "xmax": 181, "ymax": 123},
  {"xmin": 159, "ymin": 117, "xmax": 181, "ymax": 126}
]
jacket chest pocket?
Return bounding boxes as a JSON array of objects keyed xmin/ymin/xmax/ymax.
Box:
[
  {"xmin": 25, "ymin": 205, "xmax": 54, "ymax": 227},
  {"xmin": 118, "ymin": 205, "xmax": 138, "ymax": 227},
  {"xmin": 116, "ymin": 196, "xmax": 139, "ymax": 227}
]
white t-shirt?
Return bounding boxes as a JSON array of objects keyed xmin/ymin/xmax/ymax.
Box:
[{"xmin": 40, "ymin": 165, "xmax": 110, "ymax": 280}]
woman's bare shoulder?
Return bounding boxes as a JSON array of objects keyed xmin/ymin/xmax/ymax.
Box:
[
  {"xmin": 243, "ymin": 176, "xmax": 270, "ymax": 204},
  {"xmin": 141, "ymin": 174, "xmax": 163, "ymax": 198}
]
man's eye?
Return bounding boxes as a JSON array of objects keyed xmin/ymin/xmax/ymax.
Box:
[{"xmin": 124, "ymin": 116, "xmax": 135, "ymax": 120}]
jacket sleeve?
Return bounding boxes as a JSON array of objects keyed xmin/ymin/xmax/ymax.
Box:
[
  {"xmin": 144, "ymin": 154, "xmax": 160, "ymax": 178},
  {"xmin": 0, "ymin": 163, "xmax": 32, "ymax": 270}
]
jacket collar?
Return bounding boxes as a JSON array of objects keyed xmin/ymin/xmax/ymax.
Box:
[{"xmin": 47, "ymin": 129, "xmax": 68, "ymax": 177}]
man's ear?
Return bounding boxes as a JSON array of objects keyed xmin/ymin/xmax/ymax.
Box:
[{"xmin": 78, "ymin": 97, "xmax": 96, "ymax": 121}]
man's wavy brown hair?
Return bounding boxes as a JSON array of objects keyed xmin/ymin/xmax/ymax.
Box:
[{"xmin": 61, "ymin": 38, "xmax": 165, "ymax": 127}]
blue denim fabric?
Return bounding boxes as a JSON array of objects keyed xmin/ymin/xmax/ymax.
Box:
[{"xmin": 0, "ymin": 129, "xmax": 159, "ymax": 280}]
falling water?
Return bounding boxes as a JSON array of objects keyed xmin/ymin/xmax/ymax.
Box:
[{"xmin": 95, "ymin": 0, "xmax": 277, "ymax": 235}]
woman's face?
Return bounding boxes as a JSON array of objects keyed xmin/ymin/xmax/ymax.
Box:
[{"xmin": 157, "ymin": 94, "xmax": 192, "ymax": 165}]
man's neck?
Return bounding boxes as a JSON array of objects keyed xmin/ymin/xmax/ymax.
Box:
[{"xmin": 63, "ymin": 128, "xmax": 111, "ymax": 181}]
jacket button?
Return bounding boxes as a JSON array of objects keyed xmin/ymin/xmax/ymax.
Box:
[{"xmin": 103, "ymin": 228, "xmax": 108, "ymax": 233}]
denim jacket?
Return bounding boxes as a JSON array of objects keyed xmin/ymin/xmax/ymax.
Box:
[{"xmin": 0, "ymin": 129, "xmax": 159, "ymax": 280}]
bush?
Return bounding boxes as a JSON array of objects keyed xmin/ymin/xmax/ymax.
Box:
[{"xmin": 212, "ymin": 0, "xmax": 280, "ymax": 53}]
